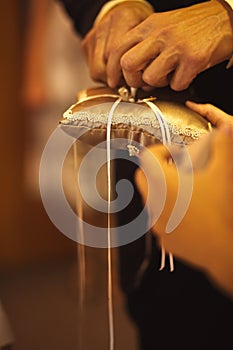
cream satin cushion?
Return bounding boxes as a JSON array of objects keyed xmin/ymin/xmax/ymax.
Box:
[{"xmin": 60, "ymin": 86, "xmax": 210, "ymax": 148}]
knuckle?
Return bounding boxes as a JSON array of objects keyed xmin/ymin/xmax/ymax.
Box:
[
  {"xmin": 142, "ymin": 71, "xmax": 152, "ymax": 84},
  {"xmin": 157, "ymin": 27, "xmax": 170, "ymax": 39},
  {"xmin": 106, "ymin": 40, "xmax": 121, "ymax": 58},
  {"xmin": 204, "ymin": 103, "xmax": 212, "ymax": 110},
  {"xmin": 142, "ymin": 71, "xmax": 160, "ymax": 86},
  {"xmin": 120, "ymin": 55, "xmax": 134, "ymax": 71},
  {"xmin": 170, "ymin": 81, "xmax": 188, "ymax": 91},
  {"xmin": 181, "ymin": 50, "xmax": 206, "ymax": 70},
  {"xmin": 90, "ymin": 66, "xmax": 106, "ymax": 82},
  {"xmin": 203, "ymin": 104, "xmax": 213, "ymax": 118},
  {"xmin": 188, "ymin": 56, "xmax": 204, "ymax": 69}
]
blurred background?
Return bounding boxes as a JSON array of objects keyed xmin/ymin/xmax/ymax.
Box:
[{"xmin": 0, "ymin": 1, "xmax": 137, "ymax": 349}]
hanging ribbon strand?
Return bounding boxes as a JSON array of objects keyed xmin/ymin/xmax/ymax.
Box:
[
  {"xmin": 106, "ymin": 97, "xmax": 122, "ymax": 350},
  {"xmin": 140, "ymin": 95, "xmax": 174, "ymax": 272}
]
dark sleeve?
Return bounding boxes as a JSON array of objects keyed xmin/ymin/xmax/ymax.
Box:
[
  {"xmin": 150, "ymin": 0, "xmax": 208, "ymax": 12},
  {"xmin": 57, "ymin": 0, "xmax": 208, "ymax": 37},
  {"xmin": 57, "ymin": 0, "xmax": 108, "ymax": 37}
]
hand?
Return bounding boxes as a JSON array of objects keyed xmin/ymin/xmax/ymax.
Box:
[
  {"xmin": 107, "ymin": 0, "xmax": 233, "ymax": 90},
  {"xmin": 186, "ymin": 100, "xmax": 233, "ymax": 130},
  {"xmin": 135, "ymin": 127, "xmax": 233, "ymax": 297},
  {"xmin": 81, "ymin": 1, "xmax": 153, "ymax": 85}
]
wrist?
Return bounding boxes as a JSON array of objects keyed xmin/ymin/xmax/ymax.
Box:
[{"xmin": 94, "ymin": 0, "xmax": 154, "ymax": 25}]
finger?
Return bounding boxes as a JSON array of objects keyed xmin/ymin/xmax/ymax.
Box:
[
  {"xmin": 82, "ymin": 24, "xmax": 110, "ymax": 83},
  {"xmin": 185, "ymin": 101, "xmax": 233, "ymax": 128},
  {"xmin": 142, "ymin": 50, "xmax": 178, "ymax": 88},
  {"xmin": 142, "ymin": 85, "xmax": 155, "ymax": 91},
  {"xmin": 121, "ymin": 37, "xmax": 162, "ymax": 71},
  {"xmin": 122, "ymin": 69, "xmax": 144, "ymax": 88},
  {"xmin": 100, "ymin": 1, "xmax": 153, "ymax": 87},
  {"xmin": 92, "ymin": 36, "xmax": 108, "ymax": 82},
  {"xmin": 106, "ymin": 34, "xmax": 143, "ymax": 88},
  {"xmin": 120, "ymin": 39, "xmax": 162, "ymax": 88},
  {"xmin": 169, "ymin": 61, "xmax": 200, "ymax": 91},
  {"xmin": 104, "ymin": 13, "xmax": 137, "ymax": 60},
  {"xmin": 105, "ymin": 23, "xmax": 133, "ymax": 87}
]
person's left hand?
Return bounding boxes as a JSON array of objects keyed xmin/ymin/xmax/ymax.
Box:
[
  {"xmin": 81, "ymin": 1, "xmax": 153, "ymax": 85},
  {"xmin": 106, "ymin": 0, "xmax": 233, "ymax": 90}
]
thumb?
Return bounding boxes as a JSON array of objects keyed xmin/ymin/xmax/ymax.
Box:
[{"xmin": 185, "ymin": 101, "xmax": 233, "ymax": 129}]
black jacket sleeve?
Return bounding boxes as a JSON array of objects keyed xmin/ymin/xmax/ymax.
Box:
[
  {"xmin": 57, "ymin": 0, "xmax": 108, "ymax": 37},
  {"xmin": 151, "ymin": 0, "xmax": 207, "ymax": 11},
  {"xmin": 57, "ymin": 0, "xmax": 208, "ymax": 37}
]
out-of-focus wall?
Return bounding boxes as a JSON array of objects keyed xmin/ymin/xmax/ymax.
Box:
[
  {"xmin": 0, "ymin": 1, "xmax": 91, "ymax": 269},
  {"xmin": 0, "ymin": 1, "xmax": 26, "ymax": 268}
]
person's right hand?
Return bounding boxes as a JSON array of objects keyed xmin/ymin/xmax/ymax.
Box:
[{"xmin": 81, "ymin": 1, "xmax": 153, "ymax": 85}]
